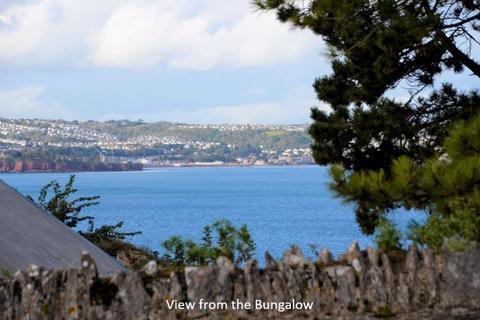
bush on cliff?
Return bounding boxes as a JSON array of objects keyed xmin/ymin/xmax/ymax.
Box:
[
  {"xmin": 35, "ymin": 175, "xmax": 99, "ymax": 228},
  {"xmin": 31, "ymin": 175, "xmax": 152, "ymax": 270}
]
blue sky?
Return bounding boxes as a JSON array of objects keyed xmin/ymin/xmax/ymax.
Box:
[{"xmin": 0, "ymin": 0, "xmax": 477, "ymax": 124}]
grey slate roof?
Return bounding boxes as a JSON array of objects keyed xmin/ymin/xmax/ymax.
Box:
[{"xmin": 0, "ymin": 180, "xmax": 125, "ymax": 276}]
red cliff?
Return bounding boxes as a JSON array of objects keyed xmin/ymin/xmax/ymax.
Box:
[{"xmin": 0, "ymin": 160, "xmax": 142, "ymax": 173}]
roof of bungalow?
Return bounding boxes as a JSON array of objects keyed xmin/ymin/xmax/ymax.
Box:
[{"xmin": 0, "ymin": 180, "xmax": 125, "ymax": 277}]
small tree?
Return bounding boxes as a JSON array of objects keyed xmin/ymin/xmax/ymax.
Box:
[
  {"xmin": 33, "ymin": 175, "xmax": 139, "ymax": 244},
  {"xmin": 35, "ymin": 175, "xmax": 99, "ymax": 228},
  {"xmin": 162, "ymin": 236, "xmax": 188, "ymax": 266}
]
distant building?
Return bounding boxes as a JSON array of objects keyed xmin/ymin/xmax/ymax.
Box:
[{"xmin": 0, "ymin": 181, "xmax": 125, "ymax": 276}]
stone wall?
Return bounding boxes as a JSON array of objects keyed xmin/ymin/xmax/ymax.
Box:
[{"xmin": 1, "ymin": 243, "xmax": 480, "ymax": 319}]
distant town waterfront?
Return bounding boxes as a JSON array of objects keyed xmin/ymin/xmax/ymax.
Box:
[
  {"xmin": 0, "ymin": 119, "xmax": 314, "ymax": 172},
  {"xmin": 0, "ymin": 166, "xmax": 422, "ymax": 261}
]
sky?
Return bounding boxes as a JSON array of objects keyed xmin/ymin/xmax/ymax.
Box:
[
  {"xmin": 0, "ymin": 1, "xmax": 478, "ymax": 124},
  {"xmin": 0, "ymin": 0, "xmax": 330, "ymax": 124}
]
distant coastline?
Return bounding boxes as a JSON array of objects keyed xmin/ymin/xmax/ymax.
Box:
[
  {"xmin": 0, "ymin": 160, "xmax": 313, "ymax": 173},
  {"xmin": 0, "ymin": 160, "xmax": 314, "ymax": 173},
  {"xmin": 0, "ymin": 118, "xmax": 314, "ymax": 171},
  {"xmin": 0, "ymin": 159, "xmax": 143, "ymax": 173}
]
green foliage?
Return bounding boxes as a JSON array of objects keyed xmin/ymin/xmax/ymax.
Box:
[
  {"xmin": 408, "ymin": 209, "xmax": 480, "ymax": 252},
  {"xmin": 162, "ymin": 236, "xmax": 188, "ymax": 265},
  {"xmin": 255, "ymin": 0, "xmax": 480, "ymax": 234},
  {"xmin": 255, "ymin": 0, "xmax": 480, "ymax": 104},
  {"xmin": 374, "ymin": 218, "xmax": 402, "ymax": 252},
  {"xmin": 81, "ymin": 221, "xmax": 141, "ymax": 244},
  {"xmin": 35, "ymin": 175, "xmax": 99, "ymax": 228},
  {"xmin": 161, "ymin": 220, "xmax": 256, "ymax": 267},
  {"xmin": 331, "ymin": 115, "xmax": 480, "ymax": 250},
  {"xmin": 0, "ymin": 268, "xmax": 12, "ymax": 279},
  {"xmin": 33, "ymin": 175, "xmax": 140, "ymax": 250},
  {"xmin": 310, "ymin": 88, "xmax": 479, "ymax": 172},
  {"xmin": 93, "ymin": 238, "xmax": 161, "ymax": 271},
  {"xmin": 373, "ymin": 305, "xmax": 396, "ymax": 319}
]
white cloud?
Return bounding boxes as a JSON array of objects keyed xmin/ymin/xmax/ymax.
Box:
[
  {"xmin": 90, "ymin": 1, "xmax": 319, "ymax": 69},
  {"xmin": 0, "ymin": 1, "xmax": 54, "ymax": 65},
  {"xmin": 0, "ymin": 86, "xmax": 69, "ymax": 119},
  {"xmin": 103, "ymin": 99, "xmax": 330, "ymax": 124},
  {"xmin": 0, "ymin": 0, "xmax": 117, "ymax": 67},
  {"xmin": 0, "ymin": 0, "xmax": 321, "ymax": 70}
]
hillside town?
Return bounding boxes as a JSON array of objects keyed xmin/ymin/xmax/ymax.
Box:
[{"xmin": 0, "ymin": 118, "xmax": 314, "ymax": 171}]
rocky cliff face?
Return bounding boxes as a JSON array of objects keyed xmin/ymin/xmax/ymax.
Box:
[
  {"xmin": 0, "ymin": 160, "xmax": 142, "ymax": 172},
  {"xmin": 1, "ymin": 243, "xmax": 480, "ymax": 319}
]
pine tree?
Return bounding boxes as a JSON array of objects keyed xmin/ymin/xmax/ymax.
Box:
[
  {"xmin": 255, "ymin": 0, "xmax": 480, "ymax": 104},
  {"xmin": 255, "ymin": 0, "xmax": 480, "ymax": 233},
  {"xmin": 330, "ymin": 115, "xmax": 480, "ymax": 243}
]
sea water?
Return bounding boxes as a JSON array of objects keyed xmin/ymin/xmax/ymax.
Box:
[{"xmin": 0, "ymin": 166, "xmax": 423, "ymax": 261}]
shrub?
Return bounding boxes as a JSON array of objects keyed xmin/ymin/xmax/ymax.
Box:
[
  {"xmin": 374, "ymin": 218, "xmax": 402, "ymax": 252},
  {"xmin": 162, "ymin": 219, "xmax": 255, "ymax": 267},
  {"xmin": 408, "ymin": 208, "xmax": 480, "ymax": 252},
  {"xmin": 32, "ymin": 175, "xmax": 147, "ymax": 269},
  {"xmin": 34, "ymin": 175, "xmax": 99, "ymax": 228},
  {"xmin": 33, "ymin": 175, "xmax": 140, "ymax": 244},
  {"xmin": 81, "ymin": 221, "xmax": 141, "ymax": 243}
]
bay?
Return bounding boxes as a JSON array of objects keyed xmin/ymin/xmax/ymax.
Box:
[{"xmin": 0, "ymin": 165, "xmax": 422, "ymax": 261}]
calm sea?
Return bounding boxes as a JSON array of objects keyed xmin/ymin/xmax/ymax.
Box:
[{"xmin": 0, "ymin": 166, "xmax": 422, "ymax": 261}]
